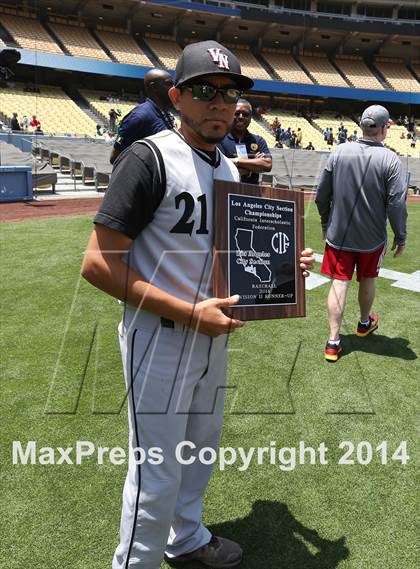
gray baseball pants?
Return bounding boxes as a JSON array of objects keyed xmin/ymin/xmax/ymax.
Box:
[{"xmin": 112, "ymin": 309, "xmax": 228, "ymax": 569}]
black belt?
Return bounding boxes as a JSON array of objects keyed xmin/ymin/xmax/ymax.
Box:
[{"xmin": 160, "ymin": 317, "xmax": 175, "ymax": 329}]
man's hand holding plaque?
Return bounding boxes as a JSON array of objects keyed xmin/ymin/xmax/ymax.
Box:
[{"xmin": 213, "ymin": 180, "xmax": 313, "ymax": 321}]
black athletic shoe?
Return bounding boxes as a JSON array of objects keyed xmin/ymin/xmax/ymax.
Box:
[{"xmin": 164, "ymin": 535, "xmax": 243, "ymax": 568}]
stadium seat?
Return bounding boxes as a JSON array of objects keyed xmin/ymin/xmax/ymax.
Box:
[
  {"xmin": 144, "ymin": 35, "xmax": 182, "ymax": 70},
  {"xmin": 226, "ymin": 45, "xmax": 271, "ymax": 81},
  {"xmin": 373, "ymin": 58, "xmax": 420, "ymax": 93},
  {"xmin": 261, "ymin": 50, "xmax": 313, "ymax": 84},
  {"xmin": 312, "ymin": 112, "xmax": 417, "ymax": 158},
  {"xmin": 95, "ymin": 30, "xmax": 153, "ymax": 66},
  {"xmin": 80, "ymin": 90, "xmax": 138, "ymax": 123},
  {"xmin": 0, "ymin": 83, "xmax": 97, "ymax": 136},
  {"xmin": 0, "ymin": 14, "xmax": 63, "ymax": 54},
  {"xmin": 311, "ymin": 113, "xmax": 361, "ymax": 148},
  {"xmin": 411, "ymin": 60, "xmax": 420, "ymax": 83},
  {"xmin": 249, "ymin": 119, "xmax": 276, "ymax": 147},
  {"xmin": 299, "ymin": 54, "xmax": 349, "ymax": 87},
  {"xmin": 48, "ymin": 21, "xmax": 110, "ymax": 60},
  {"xmin": 334, "ymin": 55, "xmax": 384, "ymax": 90},
  {"xmin": 262, "ymin": 109, "xmax": 331, "ymax": 151},
  {"xmin": 384, "ymin": 123, "xmax": 419, "ymax": 158}
]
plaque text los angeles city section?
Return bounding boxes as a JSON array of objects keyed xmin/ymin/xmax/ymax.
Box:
[{"xmin": 213, "ymin": 180, "xmax": 305, "ymax": 321}]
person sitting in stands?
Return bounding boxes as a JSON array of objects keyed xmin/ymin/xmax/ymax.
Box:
[
  {"xmin": 20, "ymin": 115, "xmax": 29, "ymax": 131},
  {"xmin": 104, "ymin": 131, "xmax": 116, "ymax": 144},
  {"xmin": 30, "ymin": 115, "xmax": 40, "ymax": 129},
  {"xmin": 305, "ymin": 142, "xmax": 315, "ymax": 150}
]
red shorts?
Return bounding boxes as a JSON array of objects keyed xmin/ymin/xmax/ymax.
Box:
[{"xmin": 321, "ymin": 244, "xmax": 385, "ymax": 281}]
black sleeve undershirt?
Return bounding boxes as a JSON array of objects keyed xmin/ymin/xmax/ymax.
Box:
[{"xmin": 94, "ymin": 142, "xmax": 165, "ymax": 240}]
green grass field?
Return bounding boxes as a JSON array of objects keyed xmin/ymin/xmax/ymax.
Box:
[{"xmin": 1, "ymin": 202, "xmax": 419, "ymax": 569}]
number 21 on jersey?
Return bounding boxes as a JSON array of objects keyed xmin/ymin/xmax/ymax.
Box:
[{"xmin": 170, "ymin": 192, "xmax": 209, "ymax": 235}]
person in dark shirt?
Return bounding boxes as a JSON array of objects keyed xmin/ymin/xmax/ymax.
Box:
[
  {"xmin": 11, "ymin": 112, "xmax": 21, "ymax": 131},
  {"xmin": 283, "ymin": 127, "xmax": 292, "ymax": 146},
  {"xmin": 338, "ymin": 128, "xmax": 347, "ymax": 144},
  {"xmin": 110, "ymin": 68, "xmax": 175, "ymax": 164},
  {"xmin": 305, "ymin": 141, "xmax": 315, "ymax": 150},
  {"xmin": 108, "ymin": 108, "xmax": 119, "ymax": 133},
  {"xmin": 217, "ymin": 98, "xmax": 272, "ymax": 184},
  {"xmin": 327, "ymin": 128, "xmax": 334, "ymax": 146},
  {"xmin": 296, "ymin": 127, "xmax": 302, "ymax": 148}
]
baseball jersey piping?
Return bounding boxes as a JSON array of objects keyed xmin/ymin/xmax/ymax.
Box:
[
  {"xmin": 124, "ymin": 327, "xmax": 158, "ymax": 568},
  {"xmin": 124, "ymin": 328, "xmax": 141, "ymax": 569},
  {"xmin": 134, "ymin": 138, "xmax": 167, "ymax": 208}
]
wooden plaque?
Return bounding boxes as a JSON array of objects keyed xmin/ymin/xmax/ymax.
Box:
[{"xmin": 213, "ymin": 180, "xmax": 305, "ymax": 321}]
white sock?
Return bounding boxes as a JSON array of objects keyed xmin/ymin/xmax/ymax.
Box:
[
  {"xmin": 328, "ymin": 339, "xmax": 340, "ymax": 345},
  {"xmin": 360, "ymin": 318, "xmax": 370, "ymax": 326}
]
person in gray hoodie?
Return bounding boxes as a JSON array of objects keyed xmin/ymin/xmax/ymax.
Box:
[{"xmin": 315, "ymin": 104, "xmax": 407, "ymax": 362}]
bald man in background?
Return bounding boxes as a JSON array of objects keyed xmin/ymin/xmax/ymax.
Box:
[{"xmin": 110, "ymin": 69, "xmax": 175, "ymax": 164}]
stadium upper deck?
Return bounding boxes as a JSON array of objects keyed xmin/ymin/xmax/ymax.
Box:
[
  {"xmin": 0, "ymin": 1, "xmax": 418, "ymax": 156},
  {"xmin": 0, "ymin": 0, "xmax": 418, "ymax": 100}
]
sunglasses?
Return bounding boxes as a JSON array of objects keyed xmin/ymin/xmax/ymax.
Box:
[
  {"xmin": 234, "ymin": 110, "xmax": 251, "ymax": 118},
  {"xmin": 182, "ymin": 84, "xmax": 242, "ymax": 104}
]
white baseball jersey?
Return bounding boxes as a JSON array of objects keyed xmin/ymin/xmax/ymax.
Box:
[
  {"xmin": 129, "ymin": 130, "xmax": 239, "ymax": 302},
  {"xmin": 95, "ymin": 129, "xmax": 240, "ymax": 304}
]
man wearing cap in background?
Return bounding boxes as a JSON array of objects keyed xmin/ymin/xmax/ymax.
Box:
[
  {"xmin": 82, "ymin": 40, "xmax": 314, "ymax": 568},
  {"xmin": 110, "ymin": 68, "xmax": 175, "ymax": 164},
  {"xmin": 316, "ymin": 104, "xmax": 407, "ymax": 362},
  {"xmin": 218, "ymin": 98, "xmax": 272, "ymax": 184}
]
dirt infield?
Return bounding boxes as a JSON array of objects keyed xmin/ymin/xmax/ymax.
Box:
[
  {"xmin": 0, "ymin": 197, "xmax": 103, "ymax": 223},
  {"xmin": 1, "ymin": 193, "xmax": 418, "ymax": 223}
]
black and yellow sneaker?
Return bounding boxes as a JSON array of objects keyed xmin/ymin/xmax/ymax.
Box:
[{"xmin": 356, "ymin": 312, "xmax": 379, "ymax": 337}]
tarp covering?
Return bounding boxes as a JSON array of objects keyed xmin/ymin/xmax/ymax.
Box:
[
  {"xmin": 270, "ymin": 148, "xmax": 420, "ymax": 190},
  {"xmin": 35, "ymin": 138, "xmax": 113, "ymax": 185},
  {"xmin": 0, "ymin": 141, "xmax": 57, "ymax": 188}
]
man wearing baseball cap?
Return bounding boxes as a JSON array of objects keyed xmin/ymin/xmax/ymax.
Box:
[
  {"xmin": 82, "ymin": 40, "xmax": 314, "ymax": 568},
  {"xmin": 315, "ymin": 104, "xmax": 407, "ymax": 362}
]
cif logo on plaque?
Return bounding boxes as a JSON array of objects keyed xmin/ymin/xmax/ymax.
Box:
[{"xmin": 271, "ymin": 232, "xmax": 290, "ymax": 255}]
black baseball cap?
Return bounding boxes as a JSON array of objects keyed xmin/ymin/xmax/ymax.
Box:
[{"xmin": 175, "ymin": 40, "xmax": 254, "ymax": 91}]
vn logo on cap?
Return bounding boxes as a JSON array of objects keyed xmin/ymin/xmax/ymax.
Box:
[{"xmin": 207, "ymin": 48, "xmax": 230, "ymax": 70}]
